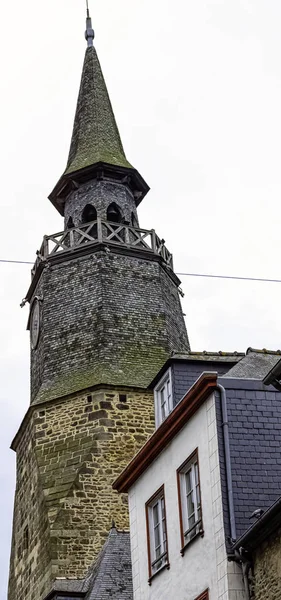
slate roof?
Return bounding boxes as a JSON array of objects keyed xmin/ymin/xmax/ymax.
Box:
[
  {"xmin": 149, "ymin": 350, "xmax": 244, "ymax": 389},
  {"xmin": 49, "ymin": 528, "xmax": 133, "ymax": 599},
  {"xmin": 85, "ymin": 528, "xmax": 133, "ymax": 600},
  {"xmin": 171, "ymin": 351, "xmax": 245, "ymax": 363},
  {"xmin": 216, "ymin": 376, "xmax": 281, "ymax": 543},
  {"xmin": 223, "ymin": 348, "xmax": 281, "ymax": 380},
  {"xmin": 48, "ymin": 43, "xmax": 149, "ymax": 214},
  {"xmin": 263, "ymin": 357, "xmax": 281, "ymax": 390},
  {"xmin": 65, "ymin": 46, "xmax": 133, "ymax": 175},
  {"xmin": 232, "ymin": 494, "xmax": 281, "ymax": 552}
]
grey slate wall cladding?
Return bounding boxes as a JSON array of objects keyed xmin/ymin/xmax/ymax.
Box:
[
  {"xmin": 172, "ymin": 361, "xmax": 233, "ymax": 405},
  {"xmin": 64, "ymin": 178, "xmax": 139, "ymax": 229},
  {"xmin": 216, "ymin": 378, "xmax": 281, "ymax": 545},
  {"xmin": 30, "ymin": 250, "xmax": 189, "ymax": 404}
]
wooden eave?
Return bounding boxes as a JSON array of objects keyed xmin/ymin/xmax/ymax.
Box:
[
  {"xmin": 48, "ymin": 162, "xmax": 150, "ymax": 215},
  {"xmin": 113, "ymin": 372, "xmax": 218, "ymax": 493}
]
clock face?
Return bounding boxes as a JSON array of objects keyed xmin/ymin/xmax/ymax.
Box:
[{"xmin": 31, "ymin": 299, "xmax": 40, "ymax": 350}]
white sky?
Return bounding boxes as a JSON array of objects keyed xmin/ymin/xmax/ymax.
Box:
[{"xmin": 1, "ymin": 0, "xmax": 281, "ymax": 594}]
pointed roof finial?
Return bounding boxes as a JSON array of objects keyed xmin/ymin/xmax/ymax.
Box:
[{"xmin": 85, "ymin": 0, "xmax": 95, "ymax": 47}]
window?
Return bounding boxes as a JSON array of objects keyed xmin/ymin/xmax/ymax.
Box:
[
  {"xmin": 154, "ymin": 369, "xmax": 173, "ymax": 427},
  {"xmin": 107, "ymin": 202, "xmax": 122, "ymax": 223},
  {"xmin": 177, "ymin": 449, "xmax": 203, "ymax": 553},
  {"xmin": 131, "ymin": 211, "xmax": 138, "ymax": 228},
  {"xmin": 195, "ymin": 591, "xmax": 209, "ymax": 600},
  {"xmin": 81, "ymin": 204, "xmax": 97, "ymax": 224},
  {"xmin": 81, "ymin": 204, "xmax": 97, "ymax": 239},
  {"xmin": 23, "ymin": 525, "xmax": 29, "ymax": 552},
  {"xmin": 146, "ymin": 486, "xmax": 169, "ymax": 581}
]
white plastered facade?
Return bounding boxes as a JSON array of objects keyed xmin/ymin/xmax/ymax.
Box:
[{"xmin": 128, "ymin": 392, "xmax": 246, "ymax": 600}]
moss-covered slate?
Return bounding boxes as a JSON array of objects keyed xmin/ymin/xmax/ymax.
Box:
[{"xmin": 65, "ymin": 46, "xmax": 133, "ymax": 175}]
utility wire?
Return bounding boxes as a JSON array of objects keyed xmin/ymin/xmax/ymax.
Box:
[
  {"xmin": 0, "ymin": 259, "xmax": 33, "ymax": 265},
  {"xmin": 177, "ymin": 272, "xmax": 281, "ymax": 284},
  {"xmin": 1, "ymin": 258, "xmax": 281, "ymax": 284}
]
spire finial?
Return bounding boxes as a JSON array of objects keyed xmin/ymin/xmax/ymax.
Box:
[{"xmin": 85, "ymin": 0, "xmax": 95, "ymax": 47}]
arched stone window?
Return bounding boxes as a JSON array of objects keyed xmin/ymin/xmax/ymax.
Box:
[
  {"xmin": 107, "ymin": 202, "xmax": 122, "ymax": 223},
  {"xmin": 82, "ymin": 204, "xmax": 97, "ymax": 224}
]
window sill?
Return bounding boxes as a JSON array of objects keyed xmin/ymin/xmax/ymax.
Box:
[
  {"xmin": 148, "ymin": 562, "xmax": 170, "ymax": 585},
  {"xmin": 180, "ymin": 529, "xmax": 204, "ymax": 556}
]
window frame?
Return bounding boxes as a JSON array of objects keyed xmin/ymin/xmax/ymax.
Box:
[
  {"xmin": 195, "ymin": 590, "xmax": 209, "ymax": 600},
  {"xmin": 145, "ymin": 485, "xmax": 170, "ymax": 583},
  {"xmin": 154, "ymin": 368, "xmax": 173, "ymax": 427},
  {"xmin": 177, "ymin": 448, "xmax": 204, "ymax": 555}
]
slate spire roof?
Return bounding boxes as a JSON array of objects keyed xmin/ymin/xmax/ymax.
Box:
[
  {"xmin": 49, "ymin": 11, "xmax": 149, "ymax": 214},
  {"xmin": 65, "ymin": 45, "xmax": 133, "ymax": 175}
]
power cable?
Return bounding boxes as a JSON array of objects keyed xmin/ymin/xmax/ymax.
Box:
[
  {"xmin": 1, "ymin": 258, "xmax": 281, "ymax": 284},
  {"xmin": 176, "ymin": 272, "xmax": 281, "ymax": 284},
  {"xmin": 0, "ymin": 259, "xmax": 33, "ymax": 265}
]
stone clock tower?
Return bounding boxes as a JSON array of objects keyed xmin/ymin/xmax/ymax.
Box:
[{"xmin": 8, "ymin": 9, "xmax": 189, "ymax": 600}]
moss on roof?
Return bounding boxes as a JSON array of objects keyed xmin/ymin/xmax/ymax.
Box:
[{"xmin": 65, "ymin": 46, "xmax": 133, "ymax": 175}]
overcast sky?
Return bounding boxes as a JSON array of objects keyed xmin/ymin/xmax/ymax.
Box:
[{"xmin": 1, "ymin": 0, "xmax": 281, "ymax": 595}]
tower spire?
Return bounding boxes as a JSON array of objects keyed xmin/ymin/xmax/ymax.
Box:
[
  {"xmin": 49, "ymin": 8, "xmax": 149, "ymax": 215},
  {"xmin": 85, "ymin": 0, "xmax": 95, "ymax": 47}
]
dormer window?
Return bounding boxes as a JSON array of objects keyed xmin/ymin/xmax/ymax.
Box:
[{"xmin": 154, "ymin": 369, "xmax": 173, "ymax": 427}]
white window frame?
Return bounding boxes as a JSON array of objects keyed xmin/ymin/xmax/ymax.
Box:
[
  {"xmin": 146, "ymin": 487, "xmax": 169, "ymax": 579},
  {"xmin": 177, "ymin": 450, "xmax": 203, "ymax": 552},
  {"xmin": 154, "ymin": 368, "xmax": 173, "ymax": 427}
]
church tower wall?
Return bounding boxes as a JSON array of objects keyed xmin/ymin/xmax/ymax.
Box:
[
  {"xmin": 8, "ymin": 414, "xmax": 52, "ymax": 600},
  {"xmin": 64, "ymin": 178, "xmax": 139, "ymax": 228},
  {"xmin": 8, "ymin": 10, "xmax": 190, "ymax": 599},
  {"xmin": 9, "ymin": 388, "xmax": 154, "ymax": 600},
  {"xmin": 30, "ymin": 249, "xmax": 188, "ymax": 406}
]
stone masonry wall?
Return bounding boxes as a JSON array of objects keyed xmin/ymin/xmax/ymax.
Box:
[
  {"xmin": 64, "ymin": 178, "xmax": 139, "ymax": 229},
  {"xmin": 253, "ymin": 527, "xmax": 281, "ymax": 600},
  {"xmin": 8, "ymin": 416, "xmax": 51, "ymax": 600},
  {"xmin": 9, "ymin": 387, "xmax": 154, "ymax": 600},
  {"xmin": 30, "ymin": 251, "xmax": 189, "ymax": 405}
]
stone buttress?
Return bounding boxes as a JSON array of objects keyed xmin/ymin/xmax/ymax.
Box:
[{"xmin": 8, "ymin": 13, "xmax": 190, "ymax": 600}]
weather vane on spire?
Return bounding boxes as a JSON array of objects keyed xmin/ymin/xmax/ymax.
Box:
[{"xmin": 85, "ymin": 0, "xmax": 95, "ymax": 47}]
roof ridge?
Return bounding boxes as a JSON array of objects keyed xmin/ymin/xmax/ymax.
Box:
[
  {"xmin": 172, "ymin": 351, "xmax": 245, "ymax": 357},
  {"xmin": 247, "ymin": 347, "xmax": 281, "ymax": 355}
]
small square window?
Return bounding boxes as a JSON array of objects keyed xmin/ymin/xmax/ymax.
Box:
[
  {"xmin": 177, "ymin": 449, "xmax": 203, "ymax": 554},
  {"xmin": 119, "ymin": 394, "xmax": 127, "ymax": 403},
  {"xmin": 154, "ymin": 369, "xmax": 173, "ymax": 427},
  {"xmin": 146, "ymin": 486, "xmax": 169, "ymax": 582},
  {"xmin": 23, "ymin": 525, "xmax": 29, "ymax": 552}
]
